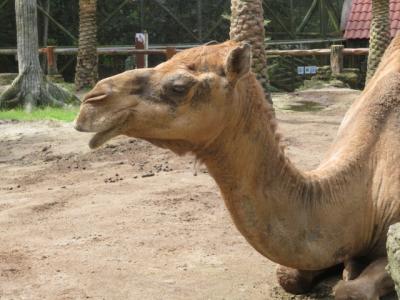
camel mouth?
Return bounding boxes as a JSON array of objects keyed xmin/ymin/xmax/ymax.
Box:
[
  {"xmin": 88, "ymin": 120, "xmax": 127, "ymax": 149},
  {"xmin": 89, "ymin": 126, "xmax": 118, "ymax": 149}
]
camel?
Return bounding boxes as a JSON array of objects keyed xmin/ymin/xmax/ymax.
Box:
[{"xmin": 74, "ymin": 36, "xmax": 400, "ymax": 299}]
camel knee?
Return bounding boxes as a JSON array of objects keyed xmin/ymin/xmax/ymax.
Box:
[{"xmin": 276, "ymin": 265, "xmax": 320, "ymax": 295}]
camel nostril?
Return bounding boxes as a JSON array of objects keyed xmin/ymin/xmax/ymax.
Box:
[
  {"xmin": 83, "ymin": 92, "xmax": 109, "ymax": 103},
  {"xmin": 83, "ymin": 82, "xmax": 113, "ymax": 103}
]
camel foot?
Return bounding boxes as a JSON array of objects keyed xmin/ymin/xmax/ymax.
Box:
[
  {"xmin": 334, "ymin": 257, "xmax": 394, "ymax": 300},
  {"xmin": 276, "ymin": 265, "xmax": 324, "ymax": 294}
]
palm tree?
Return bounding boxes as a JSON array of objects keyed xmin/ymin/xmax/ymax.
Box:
[
  {"xmin": 230, "ymin": 0, "xmax": 272, "ymax": 104},
  {"xmin": 75, "ymin": 0, "xmax": 98, "ymax": 91},
  {"xmin": 366, "ymin": 0, "xmax": 391, "ymax": 82}
]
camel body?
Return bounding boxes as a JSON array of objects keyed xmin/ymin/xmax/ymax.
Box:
[
  {"xmin": 193, "ymin": 44, "xmax": 400, "ymax": 270},
  {"xmin": 75, "ymin": 36, "xmax": 400, "ymax": 298}
]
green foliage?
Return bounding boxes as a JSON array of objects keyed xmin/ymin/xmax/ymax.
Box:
[
  {"xmin": 0, "ymin": 107, "xmax": 79, "ymax": 122},
  {"xmin": 95, "ymin": 0, "xmax": 231, "ymax": 45},
  {"xmin": 0, "ymin": 0, "xmax": 16, "ymax": 47},
  {"xmin": 0, "ymin": 0, "xmax": 345, "ymax": 90},
  {"xmin": 0, "ymin": 0, "xmax": 345, "ymax": 46},
  {"xmin": 265, "ymin": 0, "xmax": 344, "ymax": 39}
]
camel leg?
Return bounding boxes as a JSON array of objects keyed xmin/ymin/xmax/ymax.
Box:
[
  {"xmin": 342, "ymin": 258, "xmax": 365, "ymax": 281},
  {"xmin": 276, "ymin": 265, "xmax": 326, "ymax": 294},
  {"xmin": 334, "ymin": 257, "xmax": 394, "ymax": 300}
]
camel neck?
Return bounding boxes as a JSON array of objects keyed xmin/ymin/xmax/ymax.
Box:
[
  {"xmin": 198, "ymin": 74, "xmax": 305, "ymax": 207},
  {"xmin": 195, "ymin": 75, "xmax": 365, "ymax": 269}
]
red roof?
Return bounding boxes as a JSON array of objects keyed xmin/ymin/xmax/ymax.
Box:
[{"xmin": 344, "ymin": 0, "xmax": 400, "ymax": 39}]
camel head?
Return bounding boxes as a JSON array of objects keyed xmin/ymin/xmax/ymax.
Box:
[{"xmin": 74, "ymin": 41, "xmax": 252, "ymax": 153}]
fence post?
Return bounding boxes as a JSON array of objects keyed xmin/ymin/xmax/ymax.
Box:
[
  {"xmin": 135, "ymin": 35, "xmax": 145, "ymax": 69},
  {"xmin": 330, "ymin": 45, "xmax": 344, "ymax": 75},
  {"xmin": 135, "ymin": 33, "xmax": 148, "ymax": 68},
  {"xmin": 165, "ymin": 47, "xmax": 177, "ymax": 60},
  {"xmin": 46, "ymin": 46, "xmax": 58, "ymax": 75}
]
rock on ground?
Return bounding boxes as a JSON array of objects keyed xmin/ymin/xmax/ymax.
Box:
[{"xmin": 387, "ymin": 223, "xmax": 400, "ymax": 298}]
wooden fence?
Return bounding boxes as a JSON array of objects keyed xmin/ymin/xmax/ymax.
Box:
[
  {"xmin": 267, "ymin": 45, "xmax": 369, "ymax": 75},
  {"xmin": 0, "ymin": 45, "xmax": 369, "ymax": 76},
  {"xmin": 0, "ymin": 46, "xmax": 178, "ymax": 75}
]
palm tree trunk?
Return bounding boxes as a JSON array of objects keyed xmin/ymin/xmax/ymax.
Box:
[
  {"xmin": 75, "ymin": 0, "xmax": 98, "ymax": 91},
  {"xmin": 366, "ymin": 0, "xmax": 391, "ymax": 82},
  {"xmin": 0, "ymin": 0, "xmax": 76, "ymax": 110},
  {"xmin": 230, "ymin": 0, "xmax": 272, "ymax": 104}
]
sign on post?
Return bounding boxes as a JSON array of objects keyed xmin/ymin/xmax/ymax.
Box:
[{"xmin": 297, "ymin": 66, "xmax": 318, "ymax": 76}]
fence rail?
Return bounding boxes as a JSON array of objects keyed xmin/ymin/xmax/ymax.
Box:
[
  {"xmin": 0, "ymin": 45, "xmax": 369, "ymax": 75},
  {"xmin": 267, "ymin": 48, "xmax": 368, "ymax": 57},
  {"xmin": 0, "ymin": 46, "xmax": 370, "ymax": 56},
  {"xmin": 0, "ymin": 47, "xmax": 177, "ymax": 56}
]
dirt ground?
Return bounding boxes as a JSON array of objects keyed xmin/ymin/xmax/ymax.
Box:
[{"xmin": 0, "ymin": 88, "xmax": 397, "ymax": 300}]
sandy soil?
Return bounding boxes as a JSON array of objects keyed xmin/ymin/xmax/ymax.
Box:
[{"xmin": 0, "ymin": 89, "xmax": 397, "ymax": 300}]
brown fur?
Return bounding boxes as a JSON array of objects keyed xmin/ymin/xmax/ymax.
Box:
[{"xmin": 75, "ymin": 38, "xmax": 400, "ymax": 299}]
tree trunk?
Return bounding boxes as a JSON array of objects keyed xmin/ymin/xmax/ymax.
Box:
[
  {"xmin": 230, "ymin": 0, "xmax": 272, "ymax": 104},
  {"xmin": 366, "ymin": 0, "xmax": 391, "ymax": 82},
  {"xmin": 75, "ymin": 0, "xmax": 98, "ymax": 91},
  {"xmin": 0, "ymin": 0, "xmax": 76, "ymax": 110}
]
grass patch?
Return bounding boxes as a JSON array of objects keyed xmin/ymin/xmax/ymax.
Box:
[{"xmin": 0, "ymin": 107, "xmax": 79, "ymax": 122}]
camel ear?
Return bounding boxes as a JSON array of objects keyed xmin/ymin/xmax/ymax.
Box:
[{"xmin": 225, "ymin": 42, "xmax": 252, "ymax": 84}]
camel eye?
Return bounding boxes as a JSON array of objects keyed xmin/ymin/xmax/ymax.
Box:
[
  {"xmin": 171, "ymin": 84, "xmax": 188, "ymax": 94},
  {"xmin": 161, "ymin": 74, "xmax": 197, "ymax": 102}
]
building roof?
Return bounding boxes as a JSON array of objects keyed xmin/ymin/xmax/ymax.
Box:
[{"xmin": 344, "ymin": 0, "xmax": 400, "ymax": 39}]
